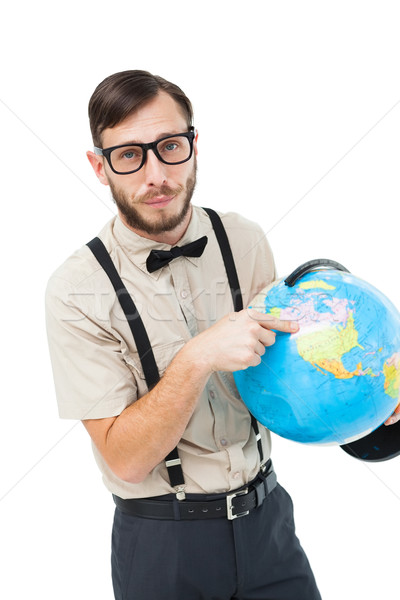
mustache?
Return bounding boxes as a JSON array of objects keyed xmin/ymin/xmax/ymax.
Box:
[{"xmin": 136, "ymin": 184, "xmax": 183, "ymax": 203}]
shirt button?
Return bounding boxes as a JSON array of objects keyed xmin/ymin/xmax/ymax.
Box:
[
  {"xmin": 181, "ymin": 290, "xmax": 188, "ymax": 299},
  {"xmin": 220, "ymin": 439, "xmax": 228, "ymax": 446},
  {"xmin": 233, "ymin": 472, "xmax": 240, "ymax": 480},
  {"xmin": 209, "ymin": 390, "xmax": 215, "ymax": 399}
]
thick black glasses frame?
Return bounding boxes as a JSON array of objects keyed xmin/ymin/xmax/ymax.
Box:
[{"xmin": 94, "ymin": 127, "xmax": 195, "ymax": 175}]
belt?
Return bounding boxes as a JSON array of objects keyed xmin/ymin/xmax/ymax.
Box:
[{"xmin": 113, "ymin": 461, "xmax": 277, "ymax": 521}]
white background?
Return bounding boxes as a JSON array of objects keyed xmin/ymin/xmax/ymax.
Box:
[{"xmin": 0, "ymin": 1, "xmax": 399, "ymax": 598}]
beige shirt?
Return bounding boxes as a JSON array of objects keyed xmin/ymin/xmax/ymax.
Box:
[{"xmin": 46, "ymin": 206, "xmax": 276, "ymax": 498}]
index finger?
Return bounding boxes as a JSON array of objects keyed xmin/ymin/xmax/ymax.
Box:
[{"xmin": 247, "ymin": 309, "xmax": 299, "ymax": 333}]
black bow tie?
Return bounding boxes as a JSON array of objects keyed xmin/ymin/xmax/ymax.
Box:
[{"xmin": 146, "ymin": 236, "xmax": 208, "ymax": 273}]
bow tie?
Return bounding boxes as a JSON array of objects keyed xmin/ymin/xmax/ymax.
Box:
[{"xmin": 146, "ymin": 236, "xmax": 208, "ymax": 273}]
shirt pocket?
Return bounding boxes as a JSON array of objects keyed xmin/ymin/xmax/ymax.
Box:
[{"xmin": 123, "ymin": 338, "xmax": 186, "ymax": 382}]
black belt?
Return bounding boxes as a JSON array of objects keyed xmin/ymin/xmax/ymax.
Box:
[{"xmin": 113, "ymin": 462, "xmax": 277, "ymax": 521}]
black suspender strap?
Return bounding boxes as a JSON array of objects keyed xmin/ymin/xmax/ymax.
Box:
[
  {"xmin": 87, "ymin": 237, "xmax": 186, "ymax": 495},
  {"xmin": 87, "ymin": 237, "xmax": 160, "ymax": 390},
  {"xmin": 251, "ymin": 414, "xmax": 264, "ymax": 466},
  {"xmin": 202, "ymin": 207, "xmax": 243, "ymax": 312},
  {"xmin": 202, "ymin": 208, "xmax": 264, "ymax": 465}
]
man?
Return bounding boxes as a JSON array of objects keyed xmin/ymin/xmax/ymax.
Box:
[{"xmin": 46, "ymin": 70, "xmax": 322, "ymax": 599}]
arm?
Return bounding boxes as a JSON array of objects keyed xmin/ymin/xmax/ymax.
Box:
[{"xmin": 83, "ymin": 310, "xmax": 299, "ymax": 483}]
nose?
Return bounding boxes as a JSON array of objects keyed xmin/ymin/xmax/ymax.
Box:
[{"xmin": 142, "ymin": 148, "xmax": 168, "ymax": 187}]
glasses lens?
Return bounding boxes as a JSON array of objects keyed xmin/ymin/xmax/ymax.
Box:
[
  {"xmin": 156, "ymin": 134, "xmax": 191, "ymax": 165},
  {"xmin": 110, "ymin": 145, "xmax": 144, "ymax": 173}
]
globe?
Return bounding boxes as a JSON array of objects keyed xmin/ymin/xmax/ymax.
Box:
[{"xmin": 233, "ymin": 260, "xmax": 400, "ymax": 445}]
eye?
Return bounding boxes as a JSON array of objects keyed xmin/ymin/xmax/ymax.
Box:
[
  {"xmin": 164, "ymin": 142, "xmax": 179, "ymax": 152},
  {"xmin": 113, "ymin": 146, "xmax": 143, "ymax": 164},
  {"xmin": 122, "ymin": 150, "xmax": 137, "ymax": 160},
  {"xmin": 159, "ymin": 138, "xmax": 182, "ymax": 154}
]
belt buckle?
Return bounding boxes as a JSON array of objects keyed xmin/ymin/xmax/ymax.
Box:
[{"xmin": 226, "ymin": 487, "xmax": 249, "ymax": 520}]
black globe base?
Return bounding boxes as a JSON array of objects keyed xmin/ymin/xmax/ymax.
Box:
[{"xmin": 340, "ymin": 420, "xmax": 400, "ymax": 461}]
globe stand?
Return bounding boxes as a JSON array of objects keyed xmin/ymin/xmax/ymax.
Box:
[
  {"xmin": 284, "ymin": 258, "xmax": 350, "ymax": 287},
  {"xmin": 285, "ymin": 259, "xmax": 400, "ymax": 462}
]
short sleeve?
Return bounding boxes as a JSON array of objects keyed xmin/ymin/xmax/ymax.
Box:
[{"xmin": 45, "ymin": 275, "xmax": 137, "ymax": 420}]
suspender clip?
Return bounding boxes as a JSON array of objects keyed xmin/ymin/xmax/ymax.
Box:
[{"xmin": 175, "ymin": 485, "xmax": 186, "ymax": 501}]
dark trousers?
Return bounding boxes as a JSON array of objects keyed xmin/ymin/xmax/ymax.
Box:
[{"xmin": 111, "ymin": 483, "xmax": 321, "ymax": 600}]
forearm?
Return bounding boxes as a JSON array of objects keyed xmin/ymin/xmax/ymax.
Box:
[{"xmin": 97, "ymin": 339, "xmax": 212, "ymax": 483}]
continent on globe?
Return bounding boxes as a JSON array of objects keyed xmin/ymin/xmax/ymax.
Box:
[
  {"xmin": 299, "ymin": 280, "xmax": 336, "ymax": 291},
  {"xmin": 294, "ymin": 310, "xmax": 363, "ymax": 379},
  {"xmin": 383, "ymin": 353, "xmax": 400, "ymax": 399}
]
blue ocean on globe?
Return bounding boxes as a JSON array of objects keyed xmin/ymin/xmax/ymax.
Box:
[{"xmin": 234, "ymin": 268, "xmax": 400, "ymax": 444}]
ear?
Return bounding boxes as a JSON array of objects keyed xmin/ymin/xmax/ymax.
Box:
[
  {"xmin": 193, "ymin": 128, "xmax": 199, "ymax": 157},
  {"xmin": 86, "ymin": 151, "xmax": 109, "ymax": 186}
]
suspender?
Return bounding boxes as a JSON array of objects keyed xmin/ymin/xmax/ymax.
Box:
[
  {"xmin": 202, "ymin": 208, "xmax": 243, "ymax": 312},
  {"xmin": 87, "ymin": 207, "xmax": 264, "ymax": 498},
  {"xmin": 86, "ymin": 237, "xmax": 160, "ymax": 390}
]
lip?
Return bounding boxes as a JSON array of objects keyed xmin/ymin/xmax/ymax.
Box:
[{"xmin": 144, "ymin": 195, "xmax": 174, "ymax": 208}]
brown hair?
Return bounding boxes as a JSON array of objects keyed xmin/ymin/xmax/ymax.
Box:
[{"xmin": 88, "ymin": 70, "xmax": 194, "ymax": 147}]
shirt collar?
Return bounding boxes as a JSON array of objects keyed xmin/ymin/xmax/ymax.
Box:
[{"xmin": 112, "ymin": 206, "xmax": 205, "ymax": 279}]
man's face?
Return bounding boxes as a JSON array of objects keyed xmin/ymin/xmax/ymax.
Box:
[{"xmin": 87, "ymin": 92, "xmax": 197, "ymax": 238}]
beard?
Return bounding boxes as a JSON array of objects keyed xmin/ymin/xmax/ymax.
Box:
[{"xmin": 109, "ymin": 160, "xmax": 197, "ymax": 236}]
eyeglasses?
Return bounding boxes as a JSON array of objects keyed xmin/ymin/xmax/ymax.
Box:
[{"xmin": 94, "ymin": 127, "xmax": 196, "ymax": 175}]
